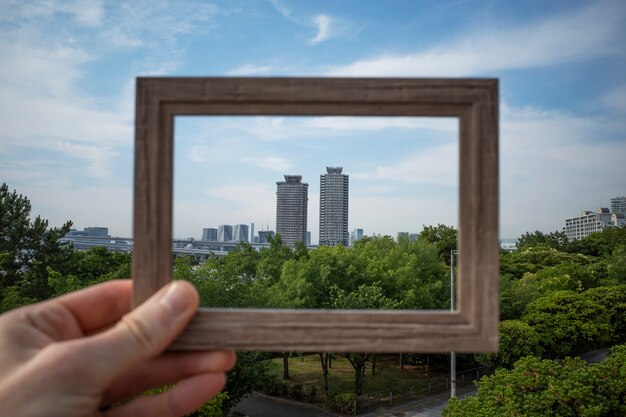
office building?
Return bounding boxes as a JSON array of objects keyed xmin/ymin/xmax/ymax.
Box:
[
  {"xmin": 258, "ymin": 230, "xmax": 275, "ymax": 244},
  {"xmin": 276, "ymin": 175, "xmax": 308, "ymax": 246},
  {"xmin": 201, "ymin": 228, "xmax": 218, "ymax": 241},
  {"xmin": 319, "ymin": 167, "xmax": 349, "ymax": 246},
  {"xmin": 611, "ymin": 196, "xmax": 626, "ymax": 215},
  {"xmin": 350, "ymin": 228, "xmax": 364, "ymax": 246},
  {"xmin": 564, "ymin": 208, "xmax": 614, "ymax": 241},
  {"xmin": 397, "ymin": 232, "xmax": 409, "ymax": 241},
  {"xmin": 217, "ymin": 225, "xmax": 233, "ymax": 242},
  {"xmin": 233, "ymin": 224, "xmax": 249, "ymax": 242},
  {"xmin": 67, "ymin": 227, "xmax": 109, "ymax": 237}
]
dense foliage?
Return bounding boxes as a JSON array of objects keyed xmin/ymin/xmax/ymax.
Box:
[
  {"xmin": 2, "ymin": 183, "xmax": 626, "ymax": 415},
  {"xmin": 444, "ymin": 344, "xmax": 626, "ymax": 417}
]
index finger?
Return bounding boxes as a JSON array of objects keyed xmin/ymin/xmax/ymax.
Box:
[{"xmin": 56, "ymin": 280, "xmax": 133, "ymax": 333}]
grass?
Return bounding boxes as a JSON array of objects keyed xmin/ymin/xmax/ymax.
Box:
[{"xmin": 267, "ymin": 354, "xmax": 446, "ymax": 396}]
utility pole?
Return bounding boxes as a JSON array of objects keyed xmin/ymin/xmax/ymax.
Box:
[{"xmin": 450, "ymin": 249, "xmax": 458, "ymax": 398}]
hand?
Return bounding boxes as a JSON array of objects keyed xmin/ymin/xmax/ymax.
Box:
[{"xmin": 0, "ymin": 280, "xmax": 236, "ymax": 417}]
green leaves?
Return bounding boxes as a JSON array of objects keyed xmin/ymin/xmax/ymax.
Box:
[
  {"xmin": 444, "ymin": 345, "xmax": 626, "ymax": 417},
  {"xmin": 522, "ymin": 290, "xmax": 612, "ymax": 357}
]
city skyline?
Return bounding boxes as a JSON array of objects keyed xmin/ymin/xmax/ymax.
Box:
[{"xmin": 1, "ymin": 1, "xmax": 624, "ymax": 241}]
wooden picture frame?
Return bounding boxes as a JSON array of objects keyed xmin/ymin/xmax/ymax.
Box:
[{"xmin": 133, "ymin": 77, "xmax": 499, "ymax": 352}]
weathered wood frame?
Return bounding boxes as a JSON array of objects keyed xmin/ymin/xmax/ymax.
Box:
[{"xmin": 133, "ymin": 77, "xmax": 499, "ymax": 352}]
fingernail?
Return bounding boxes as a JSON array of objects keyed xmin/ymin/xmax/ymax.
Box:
[{"xmin": 159, "ymin": 282, "xmax": 189, "ymax": 315}]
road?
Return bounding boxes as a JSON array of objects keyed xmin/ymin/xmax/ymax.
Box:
[{"xmin": 234, "ymin": 393, "xmax": 338, "ymax": 417}]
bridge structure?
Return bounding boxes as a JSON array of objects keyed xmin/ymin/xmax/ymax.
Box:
[{"xmin": 60, "ymin": 236, "xmax": 317, "ymax": 258}]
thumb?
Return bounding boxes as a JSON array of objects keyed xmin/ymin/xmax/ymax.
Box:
[{"xmin": 79, "ymin": 281, "xmax": 198, "ymax": 385}]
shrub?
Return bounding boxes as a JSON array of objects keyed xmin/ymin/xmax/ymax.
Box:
[
  {"xmin": 325, "ymin": 392, "xmax": 356, "ymax": 415},
  {"xmin": 288, "ymin": 383, "xmax": 303, "ymax": 401},
  {"xmin": 260, "ymin": 374, "xmax": 289, "ymax": 396},
  {"xmin": 302, "ymin": 384, "xmax": 317, "ymax": 402}
]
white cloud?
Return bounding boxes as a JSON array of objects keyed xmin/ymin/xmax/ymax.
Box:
[
  {"xmin": 25, "ymin": 183, "xmax": 133, "ymax": 237},
  {"xmin": 326, "ymin": 1, "xmax": 625, "ymax": 76},
  {"xmin": 499, "ymin": 103, "xmax": 626, "ymax": 237},
  {"xmin": 242, "ymin": 156, "xmax": 294, "ymax": 172},
  {"xmin": 350, "ymin": 195, "xmax": 458, "ymax": 236},
  {"xmin": 228, "ymin": 64, "xmax": 279, "ymax": 75},
  {"xmin": 0, "ymin": 0, "xmax": 104, "ymax": 27},
  {"xmin": 353, "ymin": 142, "xmax": 458, "ymax": 187},
  {"xmin": 599, "ymin": 83, "xmax": 626, "ymax": 115},
  {"xmin": 301, "ymin": 117, "xmax": 457, "ymax": 132},
  {"xmin": 54, "ymin": 141, "xmax": 117, "ymax": 179},
  {"xmin": 311, "ymin": 14, "xmax": 332, "ymax": 44}
]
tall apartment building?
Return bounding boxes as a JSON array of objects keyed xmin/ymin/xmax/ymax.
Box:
[
  {"xmin": 232, "ymin": 224, "xmax": 249, "ymax": 242},
  {"xmin": 564, "ymin": 208, "xmax": 614, "ymax": 241},
  {"xmin": 217, "ymin": 224, "xmax": 233, "ymax": 242},
  {"xmin": 202, "ymin": 228, "xmax": 218, "ymax": 241},
  {"xmin": 276, "ymin": 175, "xmax": 308, "ymax": 246},
  {"xmin": 319, "ymin": 167, "xmax": 349, "ymax": 246},
  {"xmin": 611, "ymin": 196, "xmax": 626, "ymax": 215}
]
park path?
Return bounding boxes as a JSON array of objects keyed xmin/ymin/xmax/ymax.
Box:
[
  {"xmin": 234, "ymin": 348, "xmax": 610, "ymax": 417},
  {"xmin": 234, "ymin": 392, "xmax": 339, "ymax": 417}
]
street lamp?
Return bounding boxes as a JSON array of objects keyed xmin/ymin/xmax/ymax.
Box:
[{"xmin": 450, "ymin": 249, "xmax": 459, "ymax": 398}]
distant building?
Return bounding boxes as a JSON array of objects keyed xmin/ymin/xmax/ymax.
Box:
[
  {"xmin": 257, "ymin": 230, "xmax": 275, "ymax": 244},
  {"xmin": 306, "ymin": 231, "xmax": 311, "ymax": 246},
  {"xmin": 612, "ymin": 213, "xmax": 626, "ymax": 227},
  {"xmin": 202, "ymin": 228, "xmax": 218, "ymax": 241},
  {"xmin": 500, "ymin": 239, "xmax": 518, "ymax": 252},
  {"xmin": 564, "ymin": 208, "xmax": 615, "ymax": 241},
  {"xmin": 250, "ymin": 223, "xmax": 255, "ymax": 243},
  {"xmin": 233, "ymin": 224, "xmax": 249, "ymax": 242},
  {"xmin": 397, "ymin": 232, "xmax": 409, "ymax": 241},
  {"xmin": 350, "ymin": 228, "xmax": 364, "ymax": 246},
  {"xmin": 319, "ymin": 167, "xmax": 349, "ymax": 246},
  {"xmin": 67, "ymin": 227, "xmax": 109, "ymax": 237},
  {"xmin": 276, "ymin": 175, "xmax": 308, "ymax": 246},
  {"xmin": 217, "ymin": 225, "xmax": 233, "ymax": 242},
  {"xmin": 611, "ymin": 196, "xmax": 626, "ymax": 215}
]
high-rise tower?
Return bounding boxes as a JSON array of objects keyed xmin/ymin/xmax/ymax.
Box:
[
  {"xmin": 611, "ymin": 196, "xmax": 626, "ymax": 215},
  {"xmin": 276, "ymin": 175, "xmax": 308, "ymax": 246},
  {"xmin": 319, "ymin": 167, "xmax": 349, "ymax": 246}
]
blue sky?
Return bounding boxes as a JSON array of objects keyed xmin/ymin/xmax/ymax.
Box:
[{"xmin": 0, "ymin": 0, "xmax": 625, "ymax": 243}]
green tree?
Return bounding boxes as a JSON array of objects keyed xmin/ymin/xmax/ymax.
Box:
[
  {"xmin": 417, "ymin": 224, "xmax": 457, "ymax": 264},
  {"xmin": 0, "ymin": 183, "xmax": 72, "ymax": 301},
  {"xmin": 331, "ymin": 283, "xmax": 399, "ymax": 396},
  {"xmin": 516, "ymin": 230, "xmax": 569, "ymax": 251},
  {"xmin": 522, "ymin": 290, "xmax": 611, "ymax": 357},
  {"xmin": 567, "ymin": 225, "xmax": 626, "ymax": 258},
  {"xmin": 222, "ymin": 352, "xmax": 269, "ymax": 414},
  {"xmin": 257, "ymin": 234, "xmax": 293, "ymax": 284},
  {"xmin": 444, "ymin": 345, "xmax": 626, "ymax": 417},
  {"xmin": 583, "ymin": 285, "xmax": 626, "ymax": 343},
  {"xmin": 474, "ymin": 320, "xmax": 543, "ymax": 369},
  {"xmin": 607, "ymin": 245, "xmax": 626, "ymax": 284}
]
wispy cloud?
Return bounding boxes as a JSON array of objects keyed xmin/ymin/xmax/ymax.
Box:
[
  {"xmin": 326, "ymin": 1, "xmax": 625, "ymax": 76},
  {"xmin": 55, "ymin": 141, "xmax": 117, "ymax": 179},
  {"xmin": 311, "ymin": 14, "xmax": 332, "ymax": 44},
  {"xmin": 242, "ymin": 156, "xmax": 294, "ymax": 172},
  {"xmin": 0, "ymin": 1, "xmax": 221, "ymax": 183},
  {"xmin": 0, "ymin": 0, "xmax": 104, "ymax": 27},
  {"xmin": 500, "ymin": 103, "xmax": 626, "ymax": 235},
  {"xmin": 599, "ymin": 83, "xmax": 626, "ymax": 115},
  {"xmin": 227, "ymin": 63, "xmax": 296, "ymax": 76},
  {"xmin": 353, "ymin": 142, "xmax": 458, "ymax": 187}
]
